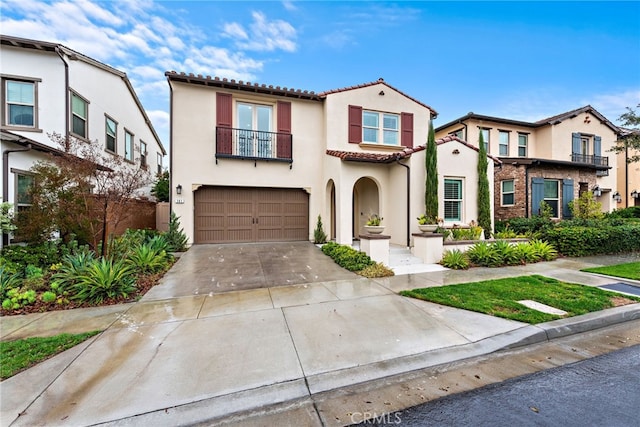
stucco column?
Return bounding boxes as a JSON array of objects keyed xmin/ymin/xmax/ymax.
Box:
[{"xmin": 336, "ymin": 180, "xmax": 353, "ymax": 245}]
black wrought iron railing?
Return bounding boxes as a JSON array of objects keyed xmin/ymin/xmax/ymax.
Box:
[
  {"xmin": 216, "ymin": 127, "xmax": 292, "ymax": 162},
  {"xmin": 571, "ymin": 152, "xmax": 608, "ymax": 167}
]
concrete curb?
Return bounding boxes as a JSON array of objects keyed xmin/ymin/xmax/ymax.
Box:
[{"xmin": 95, "ymin": 303, "xmax": 640, "ymax": 426}]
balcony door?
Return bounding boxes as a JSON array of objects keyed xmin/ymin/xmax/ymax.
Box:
[{"xmin": 237, "ymin": 103, "xmax": 272, "ymax": 157}]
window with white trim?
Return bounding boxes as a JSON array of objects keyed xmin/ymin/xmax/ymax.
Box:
[
  {"xmin": 450, "ymin": 128, "xmax": 464, "ymax": 139},
  {"xmin": 4, "ymin": 79, "xmax": 37, "ymax": 128},
  {"xmin": 518, "ymin": 133, "xmax": 528, "ymax": 157},
  {"xmin": 105, "ymin": 116, "xmax": 117, "ymax": 153},
  {"xmin": 71, "ymin": 92, "xmax": 88, "ymax": 138},
  {"xmin": 363, "ymin": 111, "xmax": 399, "ymax": 145},
  {"xmin": 499, "ymin": 131, "xmax": 509, "ymax": 156},
  {"xmin": 125, "ymin": 130, "xmax": 134, "ymax": 161},
  {"xmin": 544, "ymin": 179, "xmax": 559, "ymax": 218},
  {"xmin": 501, "ymin": 180, "xmax": 515, "ymax": 205},
  {"xmin": 444, "ymin": 178, "xmax": 463, "ymax": 221},
  {"xmin": 236, "ymin": 102, "xmax": 273, "ymax": 157},
  {"xmin": 157, "ymin": 153, "xmax": 163, "ymax": 175}
]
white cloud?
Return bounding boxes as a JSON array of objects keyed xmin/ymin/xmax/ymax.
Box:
[
  {"xmin": 588, "ymin": 90, "xmax": 640, "ymax": 124},
  {"xmin": 282, "ymin": 1, "xmax": 297, "ymax": 12},
  {"xmin": 224, "ymin": 11, "xmax": 297, "ymax": 52}
]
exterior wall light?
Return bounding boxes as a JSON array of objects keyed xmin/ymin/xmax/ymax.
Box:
[
  {"xmin": 613, "ymin": 191, "xmax": 622, "ymax": 203},
  {"xmin": 592, "ymin": 185, "xmax": 602, "ymax": 197},
  {"xmin": 631, "ymin": 189, "xmax": 639, "ymax": 199},
  {"xmin": 176, "ymin": 184, "xmax": 182, "ymax": 195}
]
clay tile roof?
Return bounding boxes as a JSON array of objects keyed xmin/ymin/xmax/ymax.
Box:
[
  {"xmin": 318, "ymin": 78, "xmax": 438, "ymax": 118},
  {"xmin": 427, "ymin": 135, "xmax": 502, "ymax": 165},
  {"xmin": 326, "ymin": 145, "xmax": 426, "ymax": 163}
]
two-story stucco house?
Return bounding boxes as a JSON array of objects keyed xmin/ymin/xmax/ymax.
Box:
[
  {"xmin": 167, "ymin": 73, "xmax": 498, "ymax": 247},
  {"xmin": 435, "ymin": 106, "xmax": 621, "ymax": 221},
  {"xmin": 1, "ymin": 35, "xmax": 166, "ymax": 245}
]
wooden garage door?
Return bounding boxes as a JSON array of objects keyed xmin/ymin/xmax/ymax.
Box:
[{"xmin": 194, "ymin": 186, "xmax": 309, "ymax": 243}]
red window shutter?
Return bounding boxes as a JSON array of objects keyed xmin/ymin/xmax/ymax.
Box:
[
  {"xmin": 216, "ymin": 92, "xmax": 232, "ymax": 155},
  {"xmin": 401, "ymin": 112, "xmax": 414, "ymax": 148},
  {"xmin": 348, "ymin": 105, "xmax": 362, "ymax": 144},
  {"xmin": 277, "ymin": 101, "xmax": 292, "ymax": 160}
]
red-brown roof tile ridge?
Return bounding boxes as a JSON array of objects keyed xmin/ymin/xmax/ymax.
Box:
[{"xmin": 318, "ymin": 78, "xmax": 438, "ymax": 117}]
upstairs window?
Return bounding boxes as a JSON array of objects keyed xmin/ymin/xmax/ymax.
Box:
[
  {"xmin": 499, "ymin": 131, "xmax": 509, "ymax": 156},
  {"xmin": 157, "ymin": 153, "xmax": 163, "ymax": 175},
  {"xmin": 71, "ymin": 92, "xmax": 88, "ymax": 138},
  {"xmin": 450, "ymin": 128, "xmax": 464, "ymax": 139},
  {"xmin": 5, "ymin": 80, "xmax": 36, "ymax": 127},
  {"xmin": 105, "ymin": 116, "xmax": 117, "ymax": 153},
  {"xmin": 363, "ymin": 111, "xmax": 399, "ymax": 145},
  {"xmin": 140, "ymin": 141, "xmax": 147, "ymax": 168},
  {"xmin": 480, "ymin": 128, "xmax": 490, "ymax": 152},
  {"xmin": 237, "ymin": 102, "xmax": 273, "ymax": 157},
  {"xmin": 444, "ymin": 178, "xmax": 463, "ymax": 222},
  {"xmin": 518, "ymin": 133, "xmax": 528, "ymax": 157},
  {"xmin": 125, "ymin": 130, "xmax": 134, "ymax": 161}
]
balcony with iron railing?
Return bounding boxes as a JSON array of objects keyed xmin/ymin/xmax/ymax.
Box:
[
  {"xmin": 216, "ymin": 127, "xmax": 292, "ymax": 163},
  {"xmin": 571, "ymin": 152, "xmax": 608, "ymax": 167}
]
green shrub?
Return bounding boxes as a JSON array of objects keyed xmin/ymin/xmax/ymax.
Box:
[
  {"xmin": 358, "ymin": 262, "xmax": 395, "ymax": 277},
  {"xmin": 165, "ymin": 213, "xmax": 188, "ymax": 252},
  {"xmin": 321, "ymin": 242, "xmax": 374, "ymax": 271},
  {"xmin": 71, "ymin": 259, "xmax": 136, "ymax": 304},
  {"xmin": 492, "ymin": 240, "xmax": 521, "ymax": 266},
  {"xmin": 0, "ymin": 241, "xmax": 62, "ymax": 275},
  {"xmin": 528, "ymin": 239, "xmax": 558, "ymax": 261},
  {"xmin": 440, "ymin": 249, "xmax": 469, "ymax": 269},
  {"xmin": 467, "ymin": 241, "xmax": 499, "ymax": 267},
  {"xmin": 126, "ymin": 244, "xmax": 169, "ymax": 274},
  {"xmin": 0, "ymin": 265, "xmax": 21, "ymax": 299},
  {"xmin": 54, "ymin": 250, "xmax": 96, "ymax": 291},
  {"xmin": 514, "ymin": 242, "xmax": 539, "ymax": 263},
  {"xmin": 450, "ymin": 226, "xmax": 482, "ymax": 241},
  {"xmin": 41, "ymin": 291, "xmax": 57, "ymax": 303},
  {"xmin": 541, "ymin": 224, "xmax": 640, "ymax": 256},
  {"xmin": 313, "ymin": 215, "xmax": 327, "ymax": 244},
  {"xmin": 606, "ymin": 206, "xmax": 640, "ymax": 219},
  {"xmin": 23, "ymin": 265, "xmax": 46, "ymax": 291}
]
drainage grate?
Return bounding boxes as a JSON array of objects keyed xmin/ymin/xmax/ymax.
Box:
[{"xmin": 599, "ymin": 282, "xmax": 640, "ymax": 297}]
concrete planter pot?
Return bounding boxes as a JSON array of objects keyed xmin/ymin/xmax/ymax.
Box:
[
  {"xmin": 418, "ymin": 224, "xmax": 438, "ymax": 233},
  {"xmin": 364, "ymin": 225, "xmax": 385, "ymax": 234}
]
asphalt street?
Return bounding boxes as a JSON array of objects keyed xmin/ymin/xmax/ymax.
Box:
[{"xmin": 358, "ymin": 344, "xmax": 640, "ymax": 427}]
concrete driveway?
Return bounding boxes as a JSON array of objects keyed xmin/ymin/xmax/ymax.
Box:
[{"xmin": 142, "ymin": 242, "xmax": 359, "ymax": 300}]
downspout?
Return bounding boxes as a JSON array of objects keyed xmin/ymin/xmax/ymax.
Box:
[
  {"xmin": 55, "ymin": 47, "xmax": 70, "ymax": 143},
  {"xmin": 460, "ymin": 120, "xmax": 468, "ymax": 141},
  {"xmin": 168, "ymin": 77, "xmax": 173, "ymax": 211},
  {"xmin": 395, "ymin": 158, "xmax": 411, "ymax": 248},
  {"xmin": 2, "ymin": 144, "xmax": 32, "ymax": 246},
  {"xmin": 525, "ymin": 163, "xmax": 530, "ymax": 218}
]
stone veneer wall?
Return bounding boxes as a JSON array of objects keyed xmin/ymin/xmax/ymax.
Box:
[{"xmin": 494, "ymin": 163, "xmax": 598, "ymax": 221}]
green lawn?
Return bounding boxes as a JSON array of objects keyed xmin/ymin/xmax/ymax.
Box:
[
  {"xmin": 581, "ymin": 262, "xmax": 640, "ymax": 281},
  {"xmin": 400, "ymin": 275, "xmax": 640, "ymax": 324},
  {"xmin": 1, "ymin": 331, "xmax": 101, "ymax": 380}
]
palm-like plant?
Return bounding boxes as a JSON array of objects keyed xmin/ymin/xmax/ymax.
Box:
[
  {"xmin": 529, "ymin": 239, "xmax": 558, "ymax": 261},
  {"xmin": 72, "ymin": 259, "xmax": 136, "ymax": 304},
  {"xmin": 53, "ymin": 250, "xmax": 97, "ymax": 290},
  {"xmin": 126, "ymin": 244, "xmax": 168, "ymax": 274}
]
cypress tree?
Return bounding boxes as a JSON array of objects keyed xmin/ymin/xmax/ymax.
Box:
[
  {"xmin": 425, "ymin": 121, "xmax": 438, "ymax": 220},
  {"xmin": 477, "ymin": 132, "xmax": 492, "ymax": 238}
]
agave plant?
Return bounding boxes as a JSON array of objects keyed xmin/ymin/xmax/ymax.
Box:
[
  {"xmin": 491, "ymin": 240, "xmax": 521, "ymax": 266},
  {"xmin": 466, "ymin": 241, "xmax": 498, "ymax": 267},
  {"xmin": 0, "ymin": 265, "xmax": 22, "ymax": 299},
  {"xmin": 54, "ymin": 250, "xmax": 97, "ymax": 291},
  {"xmin": 71, "ymin": 259, "xmax": 136, "ymax": 304},
  {"xmin": 514, "ymin": 242, "xmax": 540, "ymax": 263},
  {"xmin": 126, "ymin": 244, "xmax": 168, "ymax": 274},
  {"xmin": 440, "ymin": 249, "xmax": 469, "ymax": 270},
  {"xmin": 529, "ymin": 239, "xmax": 558, "ymax": 261}
]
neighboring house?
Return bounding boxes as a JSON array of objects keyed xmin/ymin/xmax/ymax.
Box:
[
  {"xmin": 167, "ymin": 73, "xmax": 498, "ymax": 246},
  {"xmin": 0, "ymin": 35, "xmax": 166, "ymax": 245},
  {"xmin": 435, "ymin": 106, "xmax": 621, "ymax": 221},
  {"xmin": 617, "ymin": 128, "xmax": 640, "ymax": 207}
]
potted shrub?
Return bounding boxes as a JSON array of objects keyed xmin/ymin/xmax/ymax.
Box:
[
  {"xmin": 417, "ymin": 214, "xmax": 441, "ymax": 233},
  {"xmin": 364, "ymin": 214, "xmax": 385, "ymax": 234}
]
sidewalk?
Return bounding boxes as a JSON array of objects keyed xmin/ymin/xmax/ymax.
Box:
[{"xmin": 1, "ymin": 250, "xmax": 639, "ymax": 426}]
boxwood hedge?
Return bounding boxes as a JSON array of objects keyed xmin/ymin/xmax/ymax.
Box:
[{"xmin": 541, "ymin": 224, "xmax": 640, "ymax": 256}]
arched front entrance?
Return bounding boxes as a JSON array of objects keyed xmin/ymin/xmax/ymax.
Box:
[{"xmin": 353, "ymin": 177, "xmax": 380, "ymax": 238}]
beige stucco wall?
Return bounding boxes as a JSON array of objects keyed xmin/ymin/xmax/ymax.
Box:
[
  {"xmin": 169, "ymin": 81, "xmax": 325, "ymax": 244},
  {"xmin": 617, "ymin": 148, "xmax": 640, "ymax": 208}
]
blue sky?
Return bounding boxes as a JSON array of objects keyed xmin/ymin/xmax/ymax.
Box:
[{"xmin": 2, "ymin": 0, "xmax": 639, "ymax": 148}]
